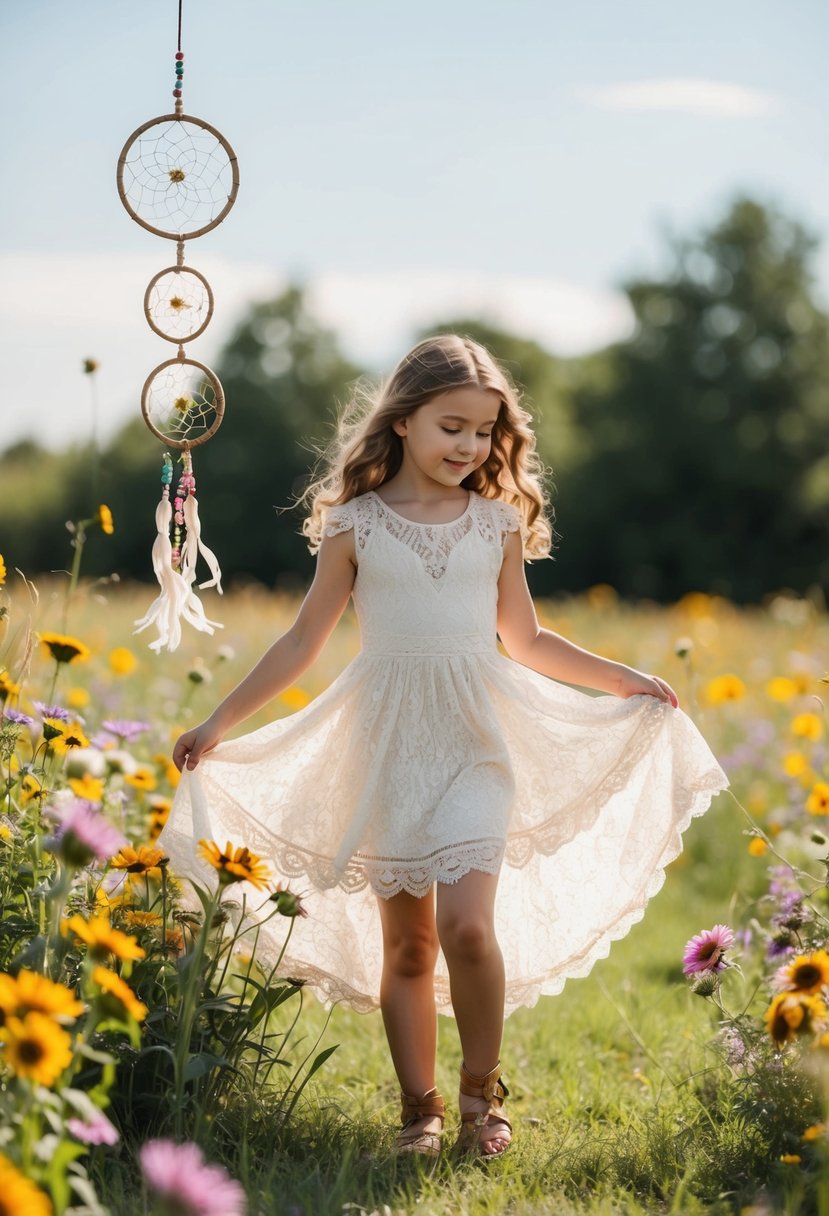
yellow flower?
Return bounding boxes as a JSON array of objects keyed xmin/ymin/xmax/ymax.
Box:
[
  {"xmin": 793, "ymin": 713, "xmax": 824, "ymax": 742},
  {"xmin": 110, "ymin": 844, "xmax": 166, "ymax": 876},
  {"xmin": 0, "ymin": 824, "xmax": 12, "ymax": 844},
  {"xmin": 19, "ymin": 773, "xmax": 45, "ymax": 805},
  {"xmin": 748, "ymin": 838, "xmax": 768, "ymax": 857},
  {"xmin": 0, "ymin": 554, "xmax": 6, "ymax": 588},
  {"xmin": 68, "ymin": 773, "xmax": 104, "ymax": 802},
  {"xmin": 108, "ymin": 647, "xmax": 137, "ymax": 676},
  {"xmin": 91, "ymin": 966, "xmax": 148, "ymax": 1022},
  {"xmin": 198, "ymin": 839, "xmax": 272, "ymax": 890},
  {"xmin": 802, "ymin": 1123, "xmax": 828, "ymax": 1141},
  {"xmin": 67, "ymin": 686, "xmax": 90, "ymax": 709},
  {"xmin": 705, "ymin": 674, "xmax": 746, "ymax": 705},
  {"xmin": 0, "ymin": 1011, "xmax": 73, "ymax": 1086},
  {"xmin": 780, "ymin": 951, "xmax": 829, "ymax": 994},
  {"xmin": 39, "ymin": 633, "xmax": 91, "ymax": 665},
  {"xmin": 779, "ymin": 1154, "xmax": 801, "ymax": 1165},
  {"xmin": 63, "ymin": 914, "xmax": 145, "ymax": 962},
  {"xmin": 96, "ymin": 504, "xmax": 114, "ymax": 535},
  {"xmin": 807, "ymin": 783, "xmax": 829, "ymax": 816},
  {"xmin": 0, "ymin": 970, "xmax": 85, "ymax": 1024},
  {"xmin": 0, "ymin": 669, "xmax": 19, "ymax": 699},
  {"xmin": 124, "ymin": 767, "xmax": 157, "ymax": 793},
  {"xmin": 765, "ymin": 992, "xmax": 827, "ymax": 1046},
  {"xmin": 123, "ymin": 910, "xmax": 163, "ymax": 929},
  {"xmin": 783, "ymin": 752, "xmax": 809, "ymax": 778},
  {"xmin": 0, "ymin": 1153, "xmax": 53, "ymax": 1215},
  {"xmin": 52, "ymin": 722, "xmax": 90, "ymax": 753},
  {"xmin": 766, "ymin": 677, "xmax": 799, "ymax": 702},
  {"xmin": 280, "ymin": 686, "xmax": 310, "ymax": 711}
]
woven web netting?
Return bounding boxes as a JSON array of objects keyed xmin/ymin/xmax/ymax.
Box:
[
  {"xmin": 142, "ymin": 360, "xmax": 222, "ymax": 446},
  {"xmin": 145, "ymin": 268, "xmax": 212, "ymax": 341}
]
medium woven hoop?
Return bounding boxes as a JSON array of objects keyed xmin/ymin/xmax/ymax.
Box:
[
  {"xmin": 143, "ymin": 264, "xmax": 215, "ymax": 343},
  {"xmin": 140, "ymin": 355, "xmax": 225, "ymax": 448},
  {"xmin": 116, "ymin": 112, "xmax": 239, "ymax": 240}
]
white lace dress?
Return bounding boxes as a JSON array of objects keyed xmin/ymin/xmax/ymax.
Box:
[{"xmin": 160, "ymin": 490, "xmax": 729, "ymax": 1015}]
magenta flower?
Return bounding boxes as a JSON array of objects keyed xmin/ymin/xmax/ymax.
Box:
[
  {"xmin": 67, "ymin": 1110, "xmax": 120, "ymax": 1146},
  {"xmin": 44, "ymin": 799, "xmax": 128, "ymax": 867},
  {"xmin": 140, "ymin": 1139, "xmax": 247, "ymax": 1216},
  {"xmin": 102, "ymin": 719, "xmax": 151, "ymax": 742},
  {"xmin": 682, "ymin": 924, "xmax": 735, "ymax": 975}
]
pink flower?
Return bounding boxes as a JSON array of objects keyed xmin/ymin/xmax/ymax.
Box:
[
  {"xmin": 682, "ymin": 924, "xmax": 735, "ymax": 975},
  {"xmin": 140, "ymin": 1139, "xmax": 247, "ymax": 1216},
  {"xmin": 44, "ymin": 799, "xmax": 128, "ymax": 867},
  {"xmin": 67, "ymin": 1110, "xmax": 120, "ymax": 1145}
]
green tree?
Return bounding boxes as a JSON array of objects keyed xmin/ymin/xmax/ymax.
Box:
[{"xmin": 555, "ymin": 198, "xmax": 829, "ymax": 602}]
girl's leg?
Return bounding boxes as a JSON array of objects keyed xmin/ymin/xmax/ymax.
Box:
[
  {"xmin": 376, "ymin": 887, "xmax": 442, "ymax": 1140},
  {"xmin": 436, "ymin": 870, "xmax": 511, "ymax": 1154}
]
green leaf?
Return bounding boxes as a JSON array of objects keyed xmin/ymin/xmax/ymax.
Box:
[{"xmin": 182, "ymin": 1051, "xmax": 234, "ymax": 1082}]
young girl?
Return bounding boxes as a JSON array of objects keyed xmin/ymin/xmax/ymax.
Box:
[{"xmin": 164, "ymin": 334, "xmax": 728, "ymax": 1159}]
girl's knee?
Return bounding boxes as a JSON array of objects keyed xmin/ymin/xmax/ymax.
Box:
[
  {"xmin": 438, "ymin": 914, "xmax": 496, "ymax": 964},
  {"xmin": 385, "ymin": 923, "xmax": 440, "ymax": 977}
]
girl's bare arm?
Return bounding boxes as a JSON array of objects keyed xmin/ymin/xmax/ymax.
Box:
[
  {"xmin": 174, "ymin": 529, "xmax": 357, "ymax": 769},
  {"xmin": 496, "ymin": 532, "xmax": 677, "ymax": 705}
]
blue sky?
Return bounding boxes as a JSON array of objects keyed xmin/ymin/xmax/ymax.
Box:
[{"xmin": 1, "ymin": 0, "xmax": 827, "ymax": 451}]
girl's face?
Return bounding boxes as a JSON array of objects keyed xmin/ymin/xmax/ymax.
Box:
[{"xmin": 392, "ymin": 387, "xmax": 501, "ymax": 489}]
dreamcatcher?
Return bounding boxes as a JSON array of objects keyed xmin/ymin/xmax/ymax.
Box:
[{"xmin": 116, "ymin": 0, "xmax": 239, "ymax": 652}]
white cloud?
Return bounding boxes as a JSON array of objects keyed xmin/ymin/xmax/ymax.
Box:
[
  {"xmin": 580, "ymin": 78, "xmax": 780, "ymax": 117},
  {"xmin": 0, "ymin": 253, "xmax": 633, "ymax": 452}
]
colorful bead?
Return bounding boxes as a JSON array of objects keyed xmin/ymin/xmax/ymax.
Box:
[
  {"xmin": 173, "ymin": 89, "xmax": 182, "ymax": 97},
  {"xmin": 176, "ymin": 51, "xmax": 184, "ymax": 60}
]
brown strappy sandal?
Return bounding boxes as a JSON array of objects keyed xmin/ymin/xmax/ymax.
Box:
[
  {"xmin": 455, "ymin": 1061, "xmax": 512, "ymax": 1158},
  {"xmin": 393, "ymin": 1086, "xmax": 445, "ymax": 1156}
]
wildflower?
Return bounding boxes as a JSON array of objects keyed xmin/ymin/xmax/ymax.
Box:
[
  {"xmin": 67, "ymin": 686, "xmax": 90, "ymax": 709},
  {"xmin": 124, "ymin": 767, "xmax": 157, "ymax": 793},
  {"xmin": 779, "ymin": 951, "xmax": 829, "ymax": 995},
  {"xmin": 45, "ymin": 800, "xmax": 127, "ymax": 867},
  {"xmin": 780, "ymin": 1154, "xmax": 802, "ymax": 1165},
  {"xmin": 110, "ymin": 844, "xmax": 167, "ymax": 876},
  {"xmin": 683, "ymin": 924, "xmax": 735, "ymax": 975},
  {"xmin": 0, "ymin": 1011, "xmax": 73, "ymax": 1085},
  {"xmin": 91, "ymin": 966, "xmax": 148, "ymax": 1022},
  {"xmin": 39, "ymin": 633, "xmax": 91, "ymax": 665},
  {"xmin": 674, "ymin": 636, "xmax": 694, "ymax": 659},
  {"xmin": 748, "ymin": 838, "xmax": 768, "ymax": 857},
  {"xmin": 187, "ymin": 658, "xmax": 212, "ymax": 685},
  {"xmin": 198, "ymin": 839, "xmax": 272, "ymax": 890},
  {"xmin": 783, "ymin": 752, "xmax": 809, "ymax": 778},
  {"xmin": 269, "ymin": 885, "xmax": 308, "ymax": 917},
  {"xmin": 0, "ymin": 970, "xmax": 85, "ymax": 1025},
  {"xmin": 82, "ymin": 358, "xmax": 99, "ymax": 374},
  {"xmin": 42, "ymin": 716, "xmax": 67, "ymax": 743},
  {"xmin": 102, "ymin": 718, "xmax": 150, "ymax": 742},
  {"xmin": 64, "ymin": 914, "xmax": 146, "ymax": 962},
  {"xmin": 0, "ymin": 555, "xmax": 5, "ymax": 588},
  {"xmin": 767, "ymin": 677, "xmax": 799, "ymax": 702},
  {"xmin": 67, "ymin": 773, "xmax": 105, "ymax": 803},
  {"xmin": 280, "ymin": 686, "xmax": 310, "ymax": 711},
  {"xmin": 96, "ymin": 504, "xmax": 114, "ymax": 535},
  {"xmin": 123, "ymin": 910, "xmax": 164, "ymax": 929},
  {"xmin": 705, "ymin": 674, "xmax": 746, "ymax": 704},
  {"xmin": 34, "ymin": 702, "xmax": 72, "ymax": 722},
  {"xmin": 792, "ymin": 713, "xmax": 823, "ymax": 742},
  {"xmin": 691, "ymin": 972, "xmax": 719, "ymax": 997},
  {"xmin": 802, "ymin": 1123, "xmax": 828, "ymax": 1141},
  {"xmin": 2, "ymin": 708, "xmax": 34, "ymax": 728},
  {"xmin": 108, "ymin": 647, "xmax": 137, "ymax": 676},
  {"xmin": 765, "ymin": 992, "xmax": 827, "ymax": 1046},
  {"xmin": 67, "ymin": 1109, "xmax": 120, "ymax": 1146},
  {"xmin": 140, "ymin": 1139, "xmax": 247, "ymax": 1216},
  {"xmin": 20, "ymin": 773, "xmax": 45, "ymax": 805},
  {"xmin": 0, "ymin": 1153, "xmax": 52, "ymax": 1215},
  {"xmin": 52, "ymin": 722, "xmax": 90, "ymax": 753},
  {"xmin": 807, "ymin": 783, "xmax": 829, "ymax": 815},
  {"xmin": 0, "ymin": 669, "xmax": 20, "ymax": 699}
]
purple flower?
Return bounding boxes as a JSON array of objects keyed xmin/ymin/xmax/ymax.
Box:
[
  {"xmin": 44, "ymin": 799, "xmax": 128, "ymax": 867},
  {"xmin": 67, "ymin": 1110, "xmax": 120, "ymax": 1146},
  {"xmin": 140, "ymin": 1139, "xmax": 247, "ymax": 1216},
  {"xmin": 33, "ymin": 701, "xmax": 72, "ymax": 722},
  {"xmin": 102, "ymin": 719, "xmax": 150, "ymax": 742},
  {"xmin": 682, "ymin": 924, "xmax": 735, "ymax": 975},
  {"xmin": 2, "ymin": 708, "xmax": 34, "ymax": 727}
]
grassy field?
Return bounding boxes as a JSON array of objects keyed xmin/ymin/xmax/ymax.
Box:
[{"xmin": 2, "ymin": 572, "xmax": 828, "ymax": 1215}]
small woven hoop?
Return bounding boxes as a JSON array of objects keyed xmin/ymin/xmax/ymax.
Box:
[
  {"xmin": 116, "ymin": 112, "xmax": 239, "ymax": 241},
  {"xmin": 140, "ymin": 356, "xmax": 225, "ymax": 449},
  {"xmin": 143, "ymin": 265, "xmax": 215, "ymax": 343}
]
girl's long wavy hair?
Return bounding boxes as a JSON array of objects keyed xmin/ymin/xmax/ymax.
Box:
[{"xmin": 300, "ymin": 333, "xmax": 554, "ymax": 558}]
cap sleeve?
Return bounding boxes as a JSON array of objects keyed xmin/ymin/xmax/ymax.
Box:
[
  {"xmin": 322, "ymin": 502, "xmax": 354, "ymax": 538},
  {"xmin": 491, "ymin": 499, "xmax": 522, "ymax": 543}
]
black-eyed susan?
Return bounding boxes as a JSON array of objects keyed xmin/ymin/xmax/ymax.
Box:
[
  {"xmin": 124, "ymin": 767, "xmax": 157, "ymax": 793},
  {"xmin": 765, "ymin": 991, "xmax": 827, "ymax": 1046},
  {"xmin": 96, "ymin": 504, "xmax": 114, "ymax": 535},
  {"xmin": 0, "ymin": 1153, "xmax": 53, "ymax": 1215},
  {"xmin": 110, "ymin": 844, "xmax": 167, "ymax": 876},
  {"xmin": 63, "ymin": 914, "xmax": 146, "ymax": 962},
  {"xmin": 67, "ymin": 773, "xmax": 104, "ymax": 802},
  {"xmin": 122, "ymin": 910, "xmax": 163, "ymax": 929},
  {"xmin": 52, "ymin": 722, "xmax": 90, "ymax": 754},
  {"xmin": 807, "ymin": 783, "xmax": 829, "ymax": 816},
  {"xmin": 705, "ymin": 674, "xmax": 746, "ymax": 705},
  {"xmin": 0, "ymin": 669, "xmax": 19, "ymax": 700},
  {"xmin": 198, "ymin": 839, "xmax": 272, "ymax": 890},
  {"xmin": 0, "ymin": 969, "xmax": 85, "ymax": 1025},
  {"xmin": 780, "ymin": 951, "xmax": 829, "ymax": 995},
  {"xmin": 91, "ymin": 966, "xmax": 148, "ymax": 1022},
  {"xmin": 39, "ymin": 633, "xmax": 91, "ymax": 665},
  {"xmin": 0, "ymin": 1010, "xmax": 73, "ymax": 1085},
  {"xmin": 41, "ymin": 716, "xmax": 67, "ymax": 743},
  {"xmin": 19, "ymin": 772, "xmax": 45, "ymax": 805}
]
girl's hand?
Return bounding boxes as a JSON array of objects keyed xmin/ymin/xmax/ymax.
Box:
[
  {"xmin": 173, "ymin": 718, "xmax": 225, "ymax": 772},
  {"xmin": 615, "ymin": 666, "xmax": 679, "ymax": 708}
]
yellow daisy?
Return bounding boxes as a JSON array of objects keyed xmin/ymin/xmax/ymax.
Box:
[
  {"xmin": 108, "ymin": 647, "xmax": 137, "ymax": 676},
  {"xmin": 280, "ymin": 686, "xmax": 311, "ymax": 711},
  {"xmin": 19, "ymin": 773, "xmax": 45, "ymax": 806},
  {"xmin": 124, "ymin": 768, "xmax": 157, "ymax": 793},
  {"xmin": 122, "ymin": 910, "xmax": 163, "ymax": 929},
  {"xmin": 63, "ymin": 915, "xmax": 146, "ymax": 962},
  {"xmin": 198, "ymin": 839, "xmax": 272, "ymax": 890},
  {"xmin": 766, "ymin": 677, "xmax": 799, "ymax": 702},
  {"xmin": 91, "ymin": 966, "xmax": 148, "ymax": 1022},
  {"xmin": 792, "ymin": 713, "xmax": 824, "ymax": 742},
  {"xmin": 783, "ymin": 752, "xmax": 809, "ymax": 778},
  {"xmin": 39, "ymin": 633, "xmax": 91, "ymax": 665},
  {"xmin": 780, "ymin": 951, "xmax": 829, "ymax": 995},
  {"xmin": 747, "ymin": 838, "xmax": 768, "ymax": 857},
  {"xmin": 68, "ymin": 773, "xmax": 105, "ymax": 802},
  {"xmin": 67, "ymin": 686, "xmax": 90, "ymax": 710},
  {"xmin": 807, "ymin": 783, "xmax": 829, "ymax": 816},
  {"xmin": 705, "ymin": 674, "xmax": 746, "ymax": 705},
  {"xmin": 0, "ymin": 1011, "xmax": 73, "ymax": 1086},
  {"xmin": 0, "ymin": 669, "xmax": 20, "ymax": 699},
  {"xmin": 52, "ymin": 723, "xmax": 90, "ymax": 753},
  {"xmin": 0, "ymin": 1153, "xmax": 53, "ymax": 1215},
  {"xmin": 765, "ymin": 992, "xmax": 827, "ymax": 1046},
  {"xmin": 110, "ymin": 844, "xmax": 167, "ymax": 876},
  {"xmin": 0, "ymin": 970, "xmax": 85, "ymax": 1024}
]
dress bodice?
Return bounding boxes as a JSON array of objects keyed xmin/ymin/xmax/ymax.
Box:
[{"xmin": 323, "ymin": 491, "xmax": 521, "ymax": 655}]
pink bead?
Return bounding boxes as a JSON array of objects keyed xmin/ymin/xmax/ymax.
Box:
[
  {"xmin": 175, "ymin": 512, "xmax": 184, "ymax": 525},
  {"xmin": 176, "ymin": 52, "xmax": 184, "ymax": 60},
  {"xmin": 173, "ymin": 89, "xmax": 182, "ymax": 97}
]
